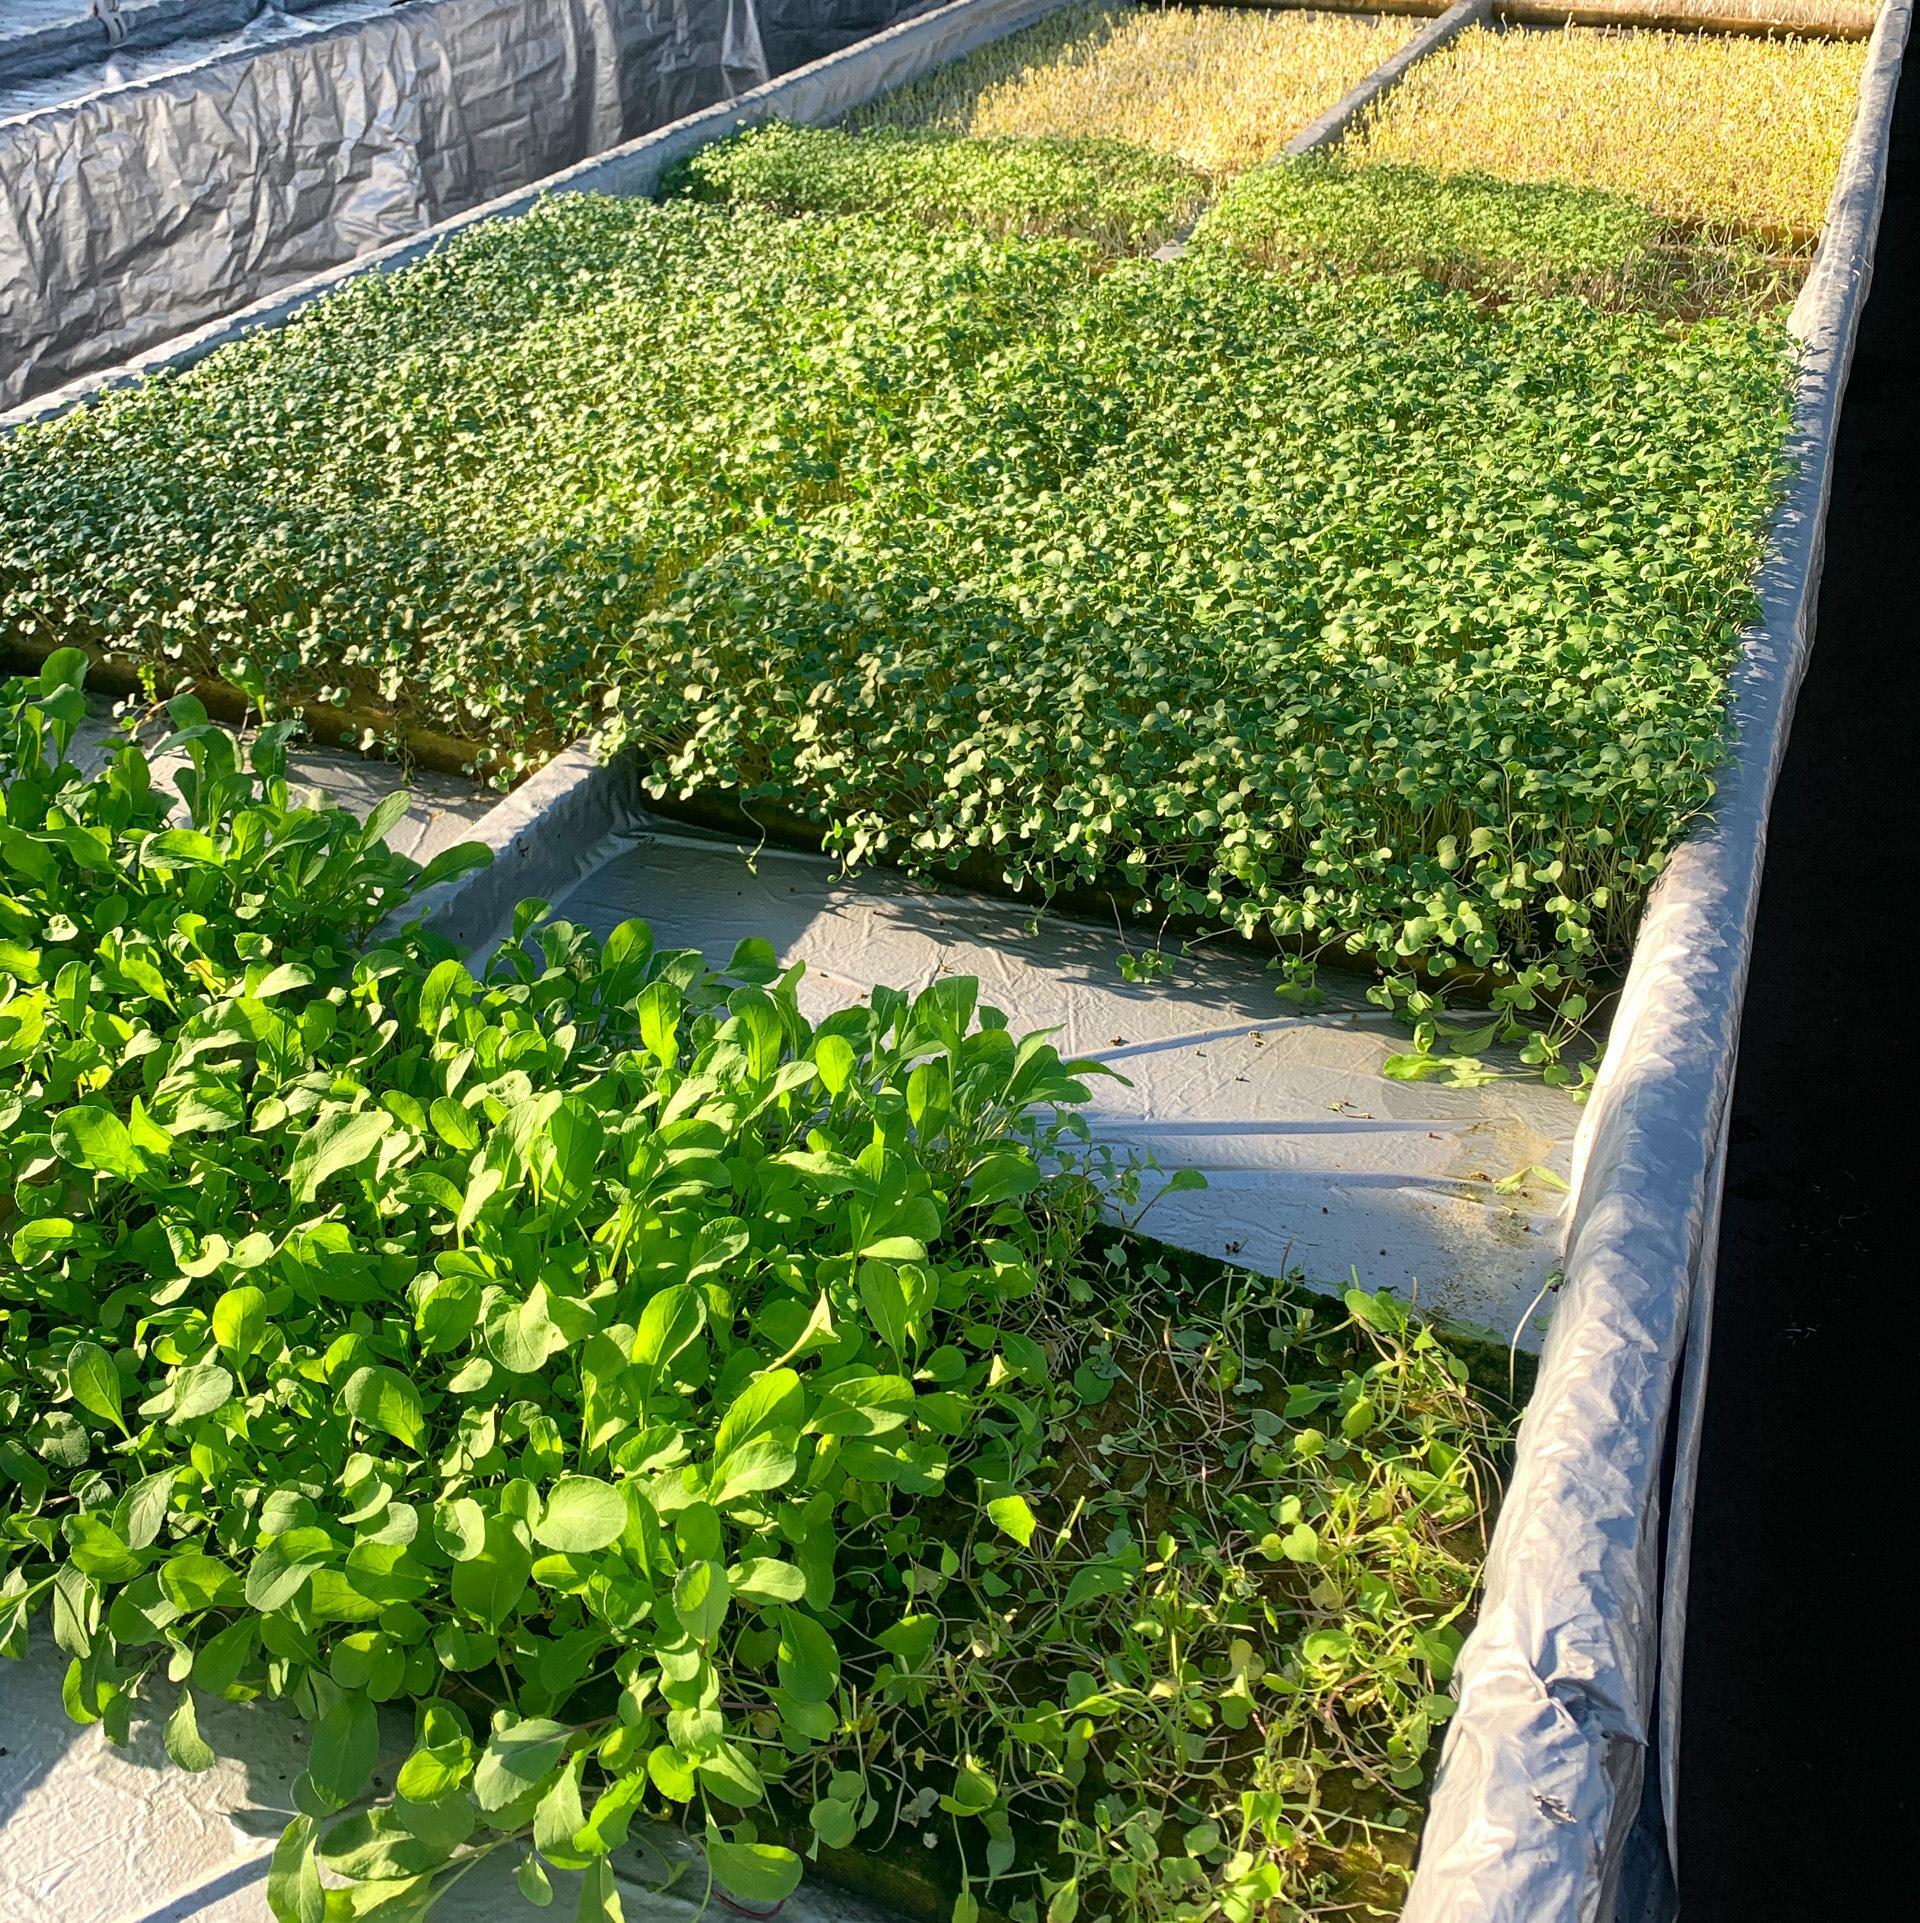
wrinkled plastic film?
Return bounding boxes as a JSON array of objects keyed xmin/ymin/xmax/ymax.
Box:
[
  {"xmin": 0, "ymin": 4, "xmax": 416, "ymax": 119},
  {"xmin": 0, "ymin": 0, "xmax": 948, "ymax": 411},
  {"xmin": 1402, "ymin": 4, "xmax": 1913, "ymax": 1917}
]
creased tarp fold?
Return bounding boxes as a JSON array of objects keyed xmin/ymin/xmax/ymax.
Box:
[
  {"xmin": 0, "ymin": 0, "xmax": 933, "ymax": 409},
  {"xmin": 1401, "ymin": 3, "xmax": 1913, "ymax": 1917}
]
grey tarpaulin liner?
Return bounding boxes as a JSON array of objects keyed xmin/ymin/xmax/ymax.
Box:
[
  {"xmin": 0, "ymin": 0, "xmax": 946, "ymax": 410},
  {"xmin": 0, "ymin": 5, "xmax": 417, "ymax": 117},
  {"xmin": 0, "ymin": 4, "xmax": 346, "ymax": 91},
  {"xmin": 1401, "ymin": 3, "xmax": 1915, "ymax": 1917}
]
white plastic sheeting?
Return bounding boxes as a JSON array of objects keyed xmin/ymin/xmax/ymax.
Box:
[
  {"xmin": 1402, "ymin": 3, "xmax": 1915, "ymax": 1916},
  {"xmin": 0, "ymin": 1635, "xmax": 897, "ymax": 1923}
]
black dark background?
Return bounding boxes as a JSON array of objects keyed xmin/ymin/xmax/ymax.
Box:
[{"xmin": 1676, "ymin": 27, "xmax": 1916, "ymax": 1919}]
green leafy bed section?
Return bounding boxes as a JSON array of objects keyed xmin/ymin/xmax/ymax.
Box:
[
  {"xmin": 1, "ymin": 657, "xmax": 1504, "ymax": 1922},
  {"xmin": 0, "ymin": 191, "xmax": 1792, "ymax": 1058},
  {"xmin": 1190, "ymin": 158, "xmax": 1796, "ymax": 320},
  {"xmin": 670, "ymin": 123, "xmax": 1207, "ymax": 254}
]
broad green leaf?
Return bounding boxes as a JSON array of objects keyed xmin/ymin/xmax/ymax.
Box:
[
  {"xmin": 697, "ymin": 1740, "xmax": 765, "ymax": 1806},
  {"xmin": 707, "ymin": 1433, "xmax": 796, "ymax": 1506},
  {"xmin": 533, "ymin": 1756, "xmax": 593, "ymax": 1869},
  {"xmin": 705, "ymin": 1831, "xmax": 802, "ymax": 1907},
  {"xmin": 340, "ymin": 1365, "xmax": 424, "ymax": 1454},
  {"xmin": 730, "ymin": 1557, "xmax": 805, "ymax": 1605},
  {"xmin": 490, "ymin": 1285, "xmax": 567, "ymax": 1376},
  {"xmin": 646, "ymin": 1743, "xmax": 697, "ymax": 1803},
  {"xmin": 268, "ymin": 1815, "xmax": 325, "ymax": 1923},
  {"xmin": 50, "ymin": 1106, "xmax": 149, "ymax": 1180},
  {"xmin": 119, "ymin": 1467, "xmax": 178, "ymax": 1549},
  {"xmin": 247, "ymin": 1527, "xmax": 334, "ymax": 1612},
  {"xmin": 474, "ymin": 1716, "xmax": 571, "ymax": 1813},
  {"xmin": 396, "ymin": 1738, "xmax": 473, "ymax": 1804},
  {"xmin": 631, "ymin": 1283, "xmax": 705, "ymax": 1386},
  {"xmin": 66, "ymin": 1342, "xmax": 126, "ymax": 1434},
  {"xmin": 711, "ymin": 1367, "xmax": 802, "ymax": 1465},
  {"xmin": 166, "ymin": 1362, "xmax": 235, "ymax": 1426},
  {"xmin": 776, "ymin": 1608, "xmax": 840, "ymax": 1706},
  {"xmin": 288, "ymin": 1110, "xmax": 391, "ymax": 1204},
  {"xmin": 987, "ymin": 1494, "xmax": 1038, "ymax": 1548},
  {"xmin": 811, "ymin": 1796, "xmax": 858, "ymax": 1850},
  {"xmin": 192, "ymin": 1617, "xmax": 260, "ymax": 1696},
  {"xmin": 212, "ymin": 1285, "xmax": 268, "ymax": 1361},
  {"xmin": 578, "ymin": 1856, "xmax": 624, "ymax": 1923},
  {"xmin": 673, "ymin": 1560, "xmax": 730, "ymax": 1644},
  {"xmin": 809, "ymin": 1372, "xmax": 914, "ymax": 1438},
  {"xmin": 305, "ymin": 1691, "xmax": 379, "ymax": 1811},
  {"xmin": 451, "ymin": 1517, "xmax": 531, "ymax": 1629},
  {"xmin": 534, "ymin": 1478, "xmax": 627, "ymax": 1553},
  {"xmin": 164, "ymin": 1688, "xmax": 216, "ymax": 1772}
]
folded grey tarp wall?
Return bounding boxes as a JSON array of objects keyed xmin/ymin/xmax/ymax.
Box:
[{"xmin": 0, "ymin": 0, "xmax": 941, "ymax": 411}]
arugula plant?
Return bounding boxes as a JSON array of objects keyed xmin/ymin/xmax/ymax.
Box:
[{"xmin": 1, "ymin": 659, "xmax": 1506, "ymax": 1922}]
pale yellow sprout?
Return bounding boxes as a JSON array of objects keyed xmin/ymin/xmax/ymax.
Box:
[
  {"xmin": 1242, "ymin": 1, "xmax": 1880, "ymax": 38},
  {"xmin": 1346, "ymin": 23, "xmax": 1869, "ymax": 243},
  {"xmin": 854, "ymin": 3, "xmax": 1419, "ymax": 178},
  {"xmin": 1501, "ymin": 1, "xmax": 1878, "ymax": 36}
]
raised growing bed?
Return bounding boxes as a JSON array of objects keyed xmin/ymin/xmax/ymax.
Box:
[
  {"xmin": 0, "ymin": 0, "xmax": 937, "ymax": 413},
  {"xmin": 0, "ymin": 1, "xmax": 1908, "ymax": 1919}
]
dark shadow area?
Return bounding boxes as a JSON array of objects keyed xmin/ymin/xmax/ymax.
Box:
[{"xmin": 1677, "ymin": 30, "xmax": 1918, "ymax": 1919}]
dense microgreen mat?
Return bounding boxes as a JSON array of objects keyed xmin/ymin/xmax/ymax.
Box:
[
  {"xmin": 670, "ymin": 123, "xmax": 1206, "ymax": 254},
  {"xmin": 849, "ymin": 1, "xmax": 1414, "ymax": 177},
  {"xmin": 0, "ymin": 658, "xmax": 1506, "ymax": 1922},
  {"xmin": 1347, "ymin": 22, "xmax": 1867, "ymax": 251},
  {"xmin": 0, "ymin": 190, "xmax": 1794, "ymax": 1051},
  {"xmin": 1191, "ymin": 157, "xmax": 1794, "ymax": 318}
]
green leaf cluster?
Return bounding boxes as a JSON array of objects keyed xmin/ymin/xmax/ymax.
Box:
[
  {"xmin": 0, "ymin": 663, "xmax": 1508, "ymax": 1922},
  {"xmin": 672, "ymin": 123, "xmax": 1206, "ymax": 255},
  {"xmin": 1191, "ymin": 158, "xmax": 1796, "ymax": 320}
]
